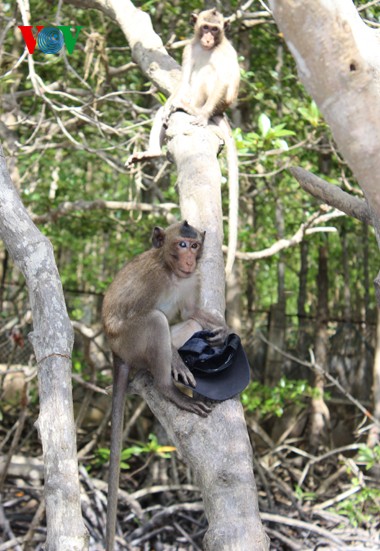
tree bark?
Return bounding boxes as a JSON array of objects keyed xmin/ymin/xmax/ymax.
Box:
[
  {"xmin": 0, "ymin": 147, "xmax": 88, "ymax": 550},
  {"xmin": 130, "ymin": 373, "xmax": 268, "ymax": 551},
  {"xmin": 167, "ymin": 113, "xmax": 269, "ymax": 549}
]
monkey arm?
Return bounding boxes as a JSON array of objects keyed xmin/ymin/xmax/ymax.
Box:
[
  {"xmin": 171, "ymin": 318, "xmax": 202, "ymax": 348},
  {"xmin": 184, "ymin": 307, "xmax": 230, "ymax": 345}
]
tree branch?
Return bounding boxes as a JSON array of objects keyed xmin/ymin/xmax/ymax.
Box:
[
  {"xmin": 290, "ymin": 167, "xmax": 372, "ymax": 225},
  {"xmin": 31, "ymin": 199, "xmax": 178, "ymax": 224},
  {"xmin": 235, "ymin": 209, "xmax": 343, "ymax": 261}
]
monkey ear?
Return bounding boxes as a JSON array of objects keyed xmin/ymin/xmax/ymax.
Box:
[
  {"xmin": 190, "ymin": 13, "xmax": 198, "ymax": 26},
  {"xmin": 202, "ymin": 231, "xmax": 206, "ymax": 244},
  {"xmin": 152, "ymin": 226, "xmax": 166, "ymax": 248},
  {"xmin": 224, "ymin": 19, "xmax": 230, "ymax": 32}
]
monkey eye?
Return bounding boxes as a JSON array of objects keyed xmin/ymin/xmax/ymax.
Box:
[
  {"xmin": 203, "ymin": 25, "xmax": 210, "ymax": 31},
  {"xmin": 178, "ymin": 241, "xmax": 188, "ymax": 248},
  {"xmin": 191, "ymin": 243, "xmax": 199, "ymax": 250}
]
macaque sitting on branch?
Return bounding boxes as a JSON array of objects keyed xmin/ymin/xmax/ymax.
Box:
[
  {"xmin": 127, "ymin": 8, "xmax": 241, "ymax": 276},
  {"xmin": 102, "ymin": 220, "xmax": 230, "ymax": 550}
]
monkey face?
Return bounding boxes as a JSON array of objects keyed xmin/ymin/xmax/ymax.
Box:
[
  {"xmin": 168, "ymin": 239, "xmax": 203, "ymax": 278},
  {"xmin": 200, "ymin": 25, "xmax": 221, "ymax": 50}
]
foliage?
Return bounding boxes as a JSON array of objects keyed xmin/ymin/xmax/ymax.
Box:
[
  {"xmin": 334, "ymin": 485, "xmax": 380, "ymax": 528},
  {"xmin": 356, "ymin": 444, "xmax": 380, "ymax": 471},
  {"xmin": 94, "ymin": 433, "xmax": 176, "ymax": 470},
  {"xmin": 333, "ymin": 445, "xmax": 380, "ymax": 528},
  {"xmin": 241, "ymin": 377, "xmax": 317, "ymax": 417}
]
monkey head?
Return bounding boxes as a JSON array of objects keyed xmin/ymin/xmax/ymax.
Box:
[
  {"xmin": 192, "ymin": 8, "xmax": 226, "ymax": 50},
  {"xmin": 152, "ymin": 220, "xmax": 205, "ymax": 279}
]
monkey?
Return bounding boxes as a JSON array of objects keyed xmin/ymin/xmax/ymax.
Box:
[
  {"xmin": 126, "ymin": 8, "xmax": 241, "ymax": 277},
  {"xmin": 171, "ymin": 8, "xmax": 240, "ymax": 126},
  {"xmin": 102, "ymin": 220, "xmax": 230, "ymax": 550}
]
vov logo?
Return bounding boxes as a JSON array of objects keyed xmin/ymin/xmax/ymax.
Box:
[{"xmin": 18, "ymin": 26, "xmax": 82, "ymax": 55}]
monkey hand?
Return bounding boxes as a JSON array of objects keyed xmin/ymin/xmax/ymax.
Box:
[
  {"xmin": 207, "ymin": 326, "xmax": 230, "ymax": 346},
  {"xmin": 172, "ymin": 354, "xmax": 196, "ymax": 387}
]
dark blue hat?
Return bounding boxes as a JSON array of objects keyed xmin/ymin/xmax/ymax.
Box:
[{"xmin": 178, "ymin": 331, "xmax": 251, "ymax": 401}]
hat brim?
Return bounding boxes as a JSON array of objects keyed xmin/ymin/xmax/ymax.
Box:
[{"xmin": 181, "ymin": 342, "xmax": 251, "ymax": 401}]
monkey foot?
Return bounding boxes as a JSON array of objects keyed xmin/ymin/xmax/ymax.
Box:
[
  {"xmin": 163, "ymin": 386, "xmax": 211, "ymax": 417},
  {"xmin": 174, "ymin": 394, "xmax": 212, "ymax": 417},
  {"xmin": 190, "ymin": 115, "xmax": 209, "ymax": 127}
]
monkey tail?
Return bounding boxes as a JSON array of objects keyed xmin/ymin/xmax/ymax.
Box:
[
  {"xmin": 106, "ymin": 354, "xmax": 130, "ymax": 551},
  {"xmin": 217, "ymin": 115, "xmax": 239, "ymax": 279}
]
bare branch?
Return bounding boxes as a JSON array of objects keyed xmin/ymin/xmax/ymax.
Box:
[
  {"xmin": 31, "ymin": 199, "xmax": 178, "ymax": 224},
  {"xmin": 65, "ymin": 0, "xmax": 181, "ymax": 95},
  {"xmin": 235, "ymin": 209, "xmax": 343, "ymax": 262},
  {"xmin": 290, "ymin": 167, "xmax": 372, "ymax": 225}
]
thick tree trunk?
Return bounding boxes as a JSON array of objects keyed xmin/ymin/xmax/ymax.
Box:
[
  {"xmin": 0, "ymin": 148, "xmax": 88, "ymax": 550},
  {"xmin": 129, "ymin": 113, "xmax": 269, "ymax": 550}
]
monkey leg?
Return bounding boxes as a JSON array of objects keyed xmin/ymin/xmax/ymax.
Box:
[
  {"xmin": 114, "ymin": 312, "xmax": 210, "ymax": 416},
  {"xmin": 156, "ymin": 366, "xmax": 211, "ymax": 417},
  {"xmin": 106, "ymin": 354, "xmax": 130, "ymax": 551},
  {"xmin": 148, "ymin": 312, "xmax": 210, "ymax": 416},
  {"xmin": 170, "ymin": 319, "xmax": 202, "ymax": 386}
]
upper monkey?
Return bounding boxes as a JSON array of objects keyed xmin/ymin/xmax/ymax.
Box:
[
  {"xmin": 127, "ymin": 8, "xmax": 240, "ymax": 160},
  {"xmin": 174, "ymin": 8, "xmax": 240, "ymax": 126}
]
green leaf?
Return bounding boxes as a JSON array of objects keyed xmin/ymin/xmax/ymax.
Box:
[{"xmin": 258, "ymin": 113, "xmax": 271, "ymax": 138}]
